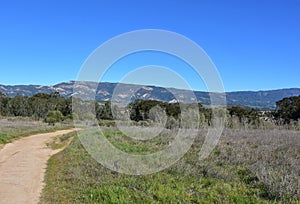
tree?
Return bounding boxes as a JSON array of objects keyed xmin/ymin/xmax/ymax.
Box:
[
  {"xmin": 227, "ymin": 106, "xmax": 260, "ymax": 128},
  {"xmin": 96, "ymin": 102, "xmax": 113, "ymax": 120},
  {"xmin": 275, "ymin": 96, "xmax": 300, "ymax": 124},
  {"xmin": 8, "ymin": 95, "xmax": 31, "ymax": 117},
  {"xmin": 0, "ymin": 92, "xmax": 8, "ymax": 116},
  {"xmin": 45, "ymin": 110, "xmax": 63, "ymax": 125},
  {"xmin": 29, "ymin": 95, "xmax": 48, "ymax": 119},
  {"xmin": 58, "ymin": 97, "xmax": 72, "ymax": 116}
]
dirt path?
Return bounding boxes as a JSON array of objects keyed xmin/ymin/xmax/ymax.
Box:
[{"xmin": 0, "ymin": 129, "xmax": 78, "ymax": 204}]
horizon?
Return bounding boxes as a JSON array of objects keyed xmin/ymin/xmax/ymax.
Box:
[
  {"xmin": 0, "ymin": 1, "xmax": 299, "ymax": 92},
  {"xmin": 0, "ymin": 80, "xmax": 299, "ymax": 93}
]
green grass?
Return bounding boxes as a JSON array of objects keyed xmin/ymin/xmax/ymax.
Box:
[
  {"xmin": 47, "ymin": 132, "xmax": 76, "ymax": 150},
  {"xmin": 102, "ymin": 128, "xmax": 170, "ymax": 154},
  {"xmin": 0, "ymin": 132, "xmax": 16, "ymax": 143},
  {"xmin": 40, "ymin": 128, "xmax": 290, "ymax": 204}
]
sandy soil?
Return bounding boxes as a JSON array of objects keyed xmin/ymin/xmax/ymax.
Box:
[{"xmin": 0, "ymin": 129, "xmax": 78, "ymax": 204}]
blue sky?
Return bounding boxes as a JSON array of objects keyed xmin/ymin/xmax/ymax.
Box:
[{"xmin": 0, "ymin": 0, "xmax": 299, "ymax": 91}]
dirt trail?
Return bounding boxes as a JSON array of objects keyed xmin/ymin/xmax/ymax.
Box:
[{"xmin": 0, "ymin": 129, "xmax": 78, "ymax": 204}]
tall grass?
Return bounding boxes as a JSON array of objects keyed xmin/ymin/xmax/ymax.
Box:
[{"xmin": 40, "ymin": 127, "xmax": 300, "ymax": 203}]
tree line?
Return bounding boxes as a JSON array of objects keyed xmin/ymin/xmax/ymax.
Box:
[
  {"xmin": 0, "ymin": 92, "xmax": 71, "ymax": 124},
  {"xmin": 0, "ymin": 91, "xmax": 299, "ymax": 127}
]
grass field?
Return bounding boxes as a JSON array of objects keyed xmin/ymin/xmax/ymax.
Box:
[
  {"xmin": 40, "ymin": 127, "xmax": 300, "ymax": 203},
  {"xmin": 0, "ymin": 117, "xmax": 74, "ymax": 144}
]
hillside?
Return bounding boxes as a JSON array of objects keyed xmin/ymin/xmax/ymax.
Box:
[{"xmin": 1, "ymin": 81, "xmax": 300, "ymax": 109}]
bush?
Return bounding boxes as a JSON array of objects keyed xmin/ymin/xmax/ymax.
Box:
[{"xmin": 45, "ymin": 110, "xmax": 63, "ymax": 125}]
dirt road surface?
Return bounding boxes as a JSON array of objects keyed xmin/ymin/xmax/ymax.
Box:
[{"xmin": 0, "ymin": 129, "xmax": 78, "ymax": 204}]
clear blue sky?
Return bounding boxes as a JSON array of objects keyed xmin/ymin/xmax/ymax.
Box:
[{"xmin": 0, "ymin": 0, "xmax": 299, "ymax": 91}]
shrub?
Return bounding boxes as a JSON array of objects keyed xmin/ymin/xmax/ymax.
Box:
[{"xmin": 45, "ymin": 110, "xmax": 63, "ymax": 125}]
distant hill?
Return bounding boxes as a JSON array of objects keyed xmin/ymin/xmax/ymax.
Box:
[{"xmin": 0, "ymin": 81, "xmax": 300, "ymax": 109}]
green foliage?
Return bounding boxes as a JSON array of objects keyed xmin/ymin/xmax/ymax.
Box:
[
  {"xmin": 275, "ymin": 95, "xmax": 300, "ymax": 124},
  {"xmin": 45, "ymin": 110, "xmax": 64, "ymax": 125},
  {"xmin": 224, "ymin": 106, "xmax": 264, "ymax": 129},
  {"xmin": 8, "ymin": 95, "xmax": 31, "ymax": 117},
  {"xmin": 0, "ymin": 92, "xmax": 8, "ymax": 116},
  {"xmin": 129, "ymin": 100, "xmax": 182, "ymax": 122},
  {"xmin": 96, "ymin": 102, "xmax": 113, "ymax": 120},
  {"xmin": 41, "ymin": 139, "xmax": 249, "ymax": 203},
  {"xmin": 39, "ymin": 129, "xmax": 300, "ymax": 203},
  {"xmin": 0, "ymin": 132, "xmax": 17, "ymax": 143},
  {"xmin": 0, "ymin": 92, "xmax": 72, "ymax": 120},
  {"xmin": 98, "ymin": 120, "xmax": 116, "ymax": 127},
  {"xmin": 1, "ymin": 92, "xmax": 299, "ymax": 130},
  {"xmin": 128, "ymin": 100, "xmax": 205, "ymax": 129}
]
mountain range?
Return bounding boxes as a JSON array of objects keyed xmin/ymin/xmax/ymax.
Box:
[{"xmin": 0, "ymin": 81, "xmax": 299, "ymax": 109}]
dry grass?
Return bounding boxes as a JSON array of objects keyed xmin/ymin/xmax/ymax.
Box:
[
  {"xmin": 41, "ymin": 127, "xmax": 300, "ymax": 203},
  {"xmin": 176, "ymin": 128, "xmax": 300, "ymax": 201},
  {"xmin": 0, "ymin": 117, "xmax": 74, "ymax": 144}
]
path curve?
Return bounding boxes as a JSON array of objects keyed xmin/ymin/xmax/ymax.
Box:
[{"xmin": 0, "ymin": 129, "xmax": 78, "ymax": 204}]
